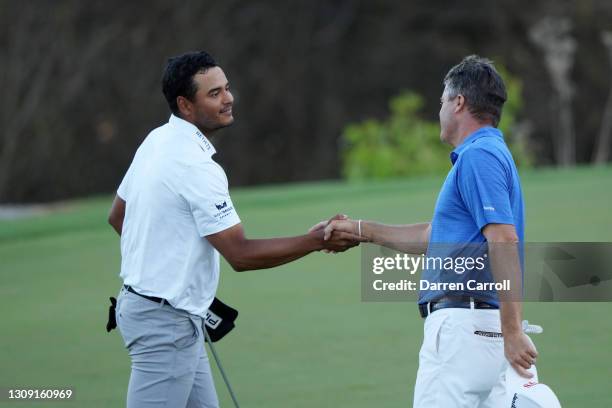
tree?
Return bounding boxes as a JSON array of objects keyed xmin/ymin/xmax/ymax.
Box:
[
  {"xmin": 529, "ymin": 17, "xmax": 577, "ymax": 166},
  {"xmin": 593, "ymin": 31, "xmax": 612, "ymax": 164}
]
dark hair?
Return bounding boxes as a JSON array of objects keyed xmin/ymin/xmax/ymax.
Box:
[
  {"xmin": 162, "ymin": 51, "xmax": 217, "ymax": 116},
  {"xmin": 443, "ymin": 55, "xmax": 507, "ymax": 127}
]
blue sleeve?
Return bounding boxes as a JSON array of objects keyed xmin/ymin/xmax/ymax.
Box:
[{"xmin": 456, "ymin": 146, "xmax": 515, "ymax": 231}]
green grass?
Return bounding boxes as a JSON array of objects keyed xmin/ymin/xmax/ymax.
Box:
[{"xmin": 0, "ymin": 165, "xmax": 611, "ymax": 407}]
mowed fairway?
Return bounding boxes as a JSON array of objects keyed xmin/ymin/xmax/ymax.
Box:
[{"xmin": 1, "ymin": 166, "xmax": 611, "ymax": 407}]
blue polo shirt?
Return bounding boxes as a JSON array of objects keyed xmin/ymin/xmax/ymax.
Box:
[{"xmin": 418, "ymin": 126, "xmax": 524, "ymax": 306}]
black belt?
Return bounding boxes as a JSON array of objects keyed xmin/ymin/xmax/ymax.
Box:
[
  {"xmin": 418, "ymin": 296, "xmax": 498, "ymax": 318},
  {"xmin": 124, "ymin": 285, "xmax": 166, "ymax": 304}
]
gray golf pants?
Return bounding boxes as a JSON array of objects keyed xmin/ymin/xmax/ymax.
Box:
[{"xmin": 116, "ymin": 286, "xmax": 219, "ymax": 408}]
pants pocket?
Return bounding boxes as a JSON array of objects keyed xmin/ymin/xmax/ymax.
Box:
[
  {"xmin": 173, "ymin": 315, "xmax": 200, "ymax": 349},
  {"xmin": 423, "ymin": 312, "xmax": 450, "ymax": 356},
  {"xmin": 472, "ymin": 320, "xmax": 504, "ymax": 345},
  {"xmin": 116, "ymin": 293, "xmax": 157, "ymax": 350}
]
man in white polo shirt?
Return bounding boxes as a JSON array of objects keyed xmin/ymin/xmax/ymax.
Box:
[{"xmin": 107, "ymin": 51, "xmax": 360, "ymax": 408}]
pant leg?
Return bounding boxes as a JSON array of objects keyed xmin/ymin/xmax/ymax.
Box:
[
  {"xmin": 478, "ymin": 362, "xmax": 509, "ymax": 408},
  {"xmin": 413, "ymin": 310, "xmax": 449, "ymax": 407},
  {"xmin": 413, "ymin": 309, "xmax": 506, "ymax": 408},
  {"xmin": 116, "ymin": 288, "xmax": 205, "ymax": 408},
  {"xmin": 185, "ymin": 353, "xmax": 219, "ymax": 408},
  {"xmin": 480, "ymin": 349, "xmax": 538, "ymax": 407},
  {"xmin": 186, "ymin": 328, "xmax": 219, "ymax": 408}
]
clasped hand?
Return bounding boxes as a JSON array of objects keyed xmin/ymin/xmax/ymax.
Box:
[{"xmin": 308, "ymin": 214, "xmax": 366, "ymax": 253}]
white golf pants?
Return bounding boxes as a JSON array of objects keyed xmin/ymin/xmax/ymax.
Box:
[{"xmin": 413, "ymin": 308, "xmax": 511, "ymax": 407}]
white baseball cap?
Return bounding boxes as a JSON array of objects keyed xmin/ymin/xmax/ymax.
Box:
[{"xmin": 505, "ymin": 365, "xmax": 562, "ymax": 408}]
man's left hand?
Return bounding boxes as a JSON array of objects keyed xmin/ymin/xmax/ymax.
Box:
[{"xmin": 504, "ymin": 331, "xmax": 538, "ymax": 378}]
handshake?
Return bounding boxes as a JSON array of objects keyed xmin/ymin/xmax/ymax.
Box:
[{"xmin": 308, "ymin": 214, "xmax": 369, "ymax": 253}]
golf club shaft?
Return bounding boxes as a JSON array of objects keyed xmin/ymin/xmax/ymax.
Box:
[{"xmin": 203, "ymin": 327, "xmax": 241, "ymax": 408}]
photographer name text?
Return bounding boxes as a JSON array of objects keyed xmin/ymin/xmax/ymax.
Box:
[{"xmin": 372, "ymin": 279, "xmax": 511, "ymax": 291}]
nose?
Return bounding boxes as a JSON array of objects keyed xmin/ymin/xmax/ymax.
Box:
[{"xmin": 223, "ymin": 90, "xmax": 234, "ymax": 105}]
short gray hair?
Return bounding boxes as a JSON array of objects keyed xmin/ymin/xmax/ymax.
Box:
[{"xmin": 443, "ymin": 55, "xmax": 507, "ymax": 127}]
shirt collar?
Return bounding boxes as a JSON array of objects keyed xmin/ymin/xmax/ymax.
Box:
[
  {"xmin": 168, "ymin": 114, "xmax": 217, "ymax": 158},
  {"xmin": 449, "ymin": 126, "xmax": 502, "ymax": 164}
]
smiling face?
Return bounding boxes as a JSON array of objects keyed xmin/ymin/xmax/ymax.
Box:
[{"xmin": 177, "ymin": 66, "xmax": 234, "ymax": 134}]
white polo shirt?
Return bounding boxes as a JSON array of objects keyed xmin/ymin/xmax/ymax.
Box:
[{"xmin": 117, "ymin": 114, "xmax": 241, "ymax": 317}]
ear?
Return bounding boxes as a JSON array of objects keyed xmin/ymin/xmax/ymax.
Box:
[
  {"xmin": 176, "ymin": 96, "xmax": 193, "ymax": 118},
  {"xmin": 454, "ymin": 94, "xmax": 466, "ymax": 114}
]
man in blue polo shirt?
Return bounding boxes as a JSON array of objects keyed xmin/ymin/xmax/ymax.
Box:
[
  {"xmin": 322, "ymin": 55, "xmax": 537, "ymax": 407},
  {"xmin": 419, "ymin": 123, "xmax": 525, "ymax": 307}
]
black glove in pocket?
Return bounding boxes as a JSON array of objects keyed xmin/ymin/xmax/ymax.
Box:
[
  {"xmin": 106, "ymin": 297, "xmax": 117, "ymax": 332},
  {"xmin": 205, "ymin": 297, "xmax": 238, "ymax": 342}
]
